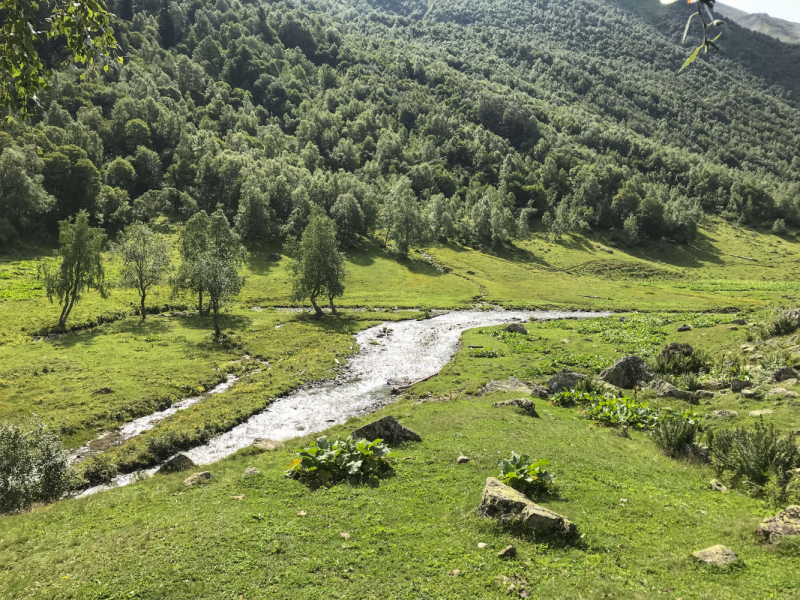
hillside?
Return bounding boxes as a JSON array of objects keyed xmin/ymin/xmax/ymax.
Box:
[{"xmin": 716, "ymin": 3, "xmax": 800, "ymax": 45}]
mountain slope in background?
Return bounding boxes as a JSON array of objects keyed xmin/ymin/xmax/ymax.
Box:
[{"xmin": 716, "ymin": 3, "xmax": 800, "ymax": 45}]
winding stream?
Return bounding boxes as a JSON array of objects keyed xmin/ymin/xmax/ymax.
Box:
[{"xmin": 80, "ymin": 310, "xmax": 608, "ymax": 496}]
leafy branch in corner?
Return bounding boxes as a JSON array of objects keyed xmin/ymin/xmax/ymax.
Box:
[{"xmin": 662, "ymin": 0, "xmax": 725, "ymax": 71}]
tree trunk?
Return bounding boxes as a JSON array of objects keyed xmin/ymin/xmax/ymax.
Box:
[
  {"xmin": 212, "ymin": 303, "xmax": 221, "ymax": 338},
  {"xmin": 59, "ymin": 286, "xmax": 79, "ymax": 329},
  {"xmin": 140, "ymin": 291, "xmax": 147, "ymax": 321},
  {"xmin": 328, "ymin": 296, "xmax": 337, "ymax": 314},
  {"xmin": 310, "ymin": 296, "xmax": 324, "ymax": 317},
  {"xmin": 383, "ymin": 227, "xmax": 391, "ymax": 248},
  {"xmin": 198, "ymin": 289, "xmax": 204, "ymax": 316}
]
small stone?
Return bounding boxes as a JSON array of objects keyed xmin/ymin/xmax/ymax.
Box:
[
  {"xmin": 477, "ymin": 542, "xmax": 487, "ymax": 549},
  {"xmin": 493, "ymin": 398, "xmax": 539, "ymax": 418},
  {"xmin": 730, "ymin": 379, "xmax": 748, "ymax": 393},
  {"xmin": 243, "ymin": 466, "xmax": 260, "ymax": 476},
  {"xmin": 340, "ymin": 532, "xmax": 350, "ymax": 539},
  {"xmin": 449, "ymin": 569, "xmax": 461, "ymax": 577},
  {"xmin": 297, "ymin": 511, "xmax": 307, "ymax": 517},
  {"xmin": 731, "ymin": 318, "xmax": 747, "ymax": 325},
  {"xmin": 677, "ymin": 324, "xmax": 692, "ymax": 332},
  {"xmin": 498, "ymin": 545, "xmax": 517, "ymax": 559},
  {"xmin": 741, "ymin": 389, "xmax": 759, "ymax": 399},
  {"xmin": 769, "ymin": 387, "xmax": 799, "ymax": 399},
  {"xmin": 251, "ymin": 438, "xmax": 282, "ymax": 452},
  {"xmin": 730, "ymin": 326, "xmax": 739, "ymax": 331},
  {"xmin": 183, "ymin": 471, "xmax": 212, "ymax": 487},
  {"xmin": 456, "ymin": 455, "xmax": 470, "ymax": 464},
  {"xmin": 710, "ymin": 479, "xmax": 728, "ymax": 493},
  {"xmin": 693, "ymin": 545, "xmax": 738, "ymax": 567},
  {"xmin": 713, "ymin": 410, "xmax": 739, "ymax": 420},
  {"xmin": 696, "ymin": 390, "xmax": 716, "ymax": 399},
  {"xmin": 749, "ymin": 409, "xmax": 775, "ymax": 417},
  {"xmin": 231, "ymin": 494, "xmax": 245, "ymax": 500}
]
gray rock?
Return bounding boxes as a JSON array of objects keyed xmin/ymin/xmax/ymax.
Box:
[
  {"xmin": 693, "ymin": 545, "xmax": 738, "ymax": 567},
  {"xmin": 505, "ymin": 323, "xmax": 528, "ymax": 335},
  {"xmin": 731, "ymin": 318, "xmax": 747, "ymax": 326},
  {"xmin": 713, "ymin": 410, "xmax": 739, "ymax": 420},
  {"xmin": 351, "ymin": 415, "xmax": 422, "ymax": 444},
  {"xmin": 599, "ymin": 356, "xmax": 655, "ymax": 389},
  {"xmin": 478, "ymin": 478, "xmax": 577, "ymax": 538},
  {"xmin": 701, "ymin": 379, "xmax": 729, "ymax": 391},
  {"xmin": 730, "ymin": 379, "xmax": 748, "ymax": 393},
  {"xmin": 184, "ymin": 471, "xmax": 212, "ymax": 487},
  {"xmin": 659, "ymin": 343, "xmax": 694, "ymax": 360},
  {"xmin": 498, "ymin": 545, "xmax": 517, "ymax": 559},
  {"xmin": 267, "ymin": 253, "xmax": 282, "ymax": 261},
  {"xmin": 741, "ymin": 389, "xmax": 759, "ymax": 399},
  {"xmin": 730, "ymin": 326, "xmax": 739, "ymax": 331},
  {"xmin": 547, "ymin": 370, "xmax": 587, "ymax": 393},
  {"xmin": 479, "ymin": 376, "xmax": 532, "ymax": 396},
  {"xmin": 529, "ymin": 384, "xmax": 550, "ymax": 399},
  {"xmin": 157, "ymin": 453, "xmax": 195, "ymax": 475},
  {"xmin": 710, "ymin": 479, "xmax": 728, "ymax": 493},
  {"xmin": 771, "ymin": 366, "xmax": 799, "ymax": 382},
  {"xmin": 749, "ymin": 409, "xmax": 775, "ymax": 417},
  {"xmin": 93, "ymin": 387, "xmax": 115, "ymax": 395},
  {"xmin": 756, "ymin": 506, "xmax": 800, "ymax": 545},
  {"xmin": 244, "ymin": 466, "xmax": 260, "ymax": 476},
  {"xmin": 768, "ymin": 387, "xmax": 799, "ymax": 399},
  {"xmin": 696, "ymin": 390, "xmax": 716, "ymax": 399},
  {"xmin": 251, "ymin": 438, "xmax": 282, "ymax": 452},
  {"xmin": 493, "ymin": 398, "xmax": 539, "ymax": 418},
  {"xmin": 677, "ymin": 324, "xmax": 692, "ymax": 332},
  {"xmin": 646, "ymin": 379, "xmax": 697, "ymax": 403},
  {"xmin": 456, "ymin": 455, "xmax": 470, "ymax": 464}
]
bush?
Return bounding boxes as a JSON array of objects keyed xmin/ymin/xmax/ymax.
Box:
[
  {"xmin": 499, "ymin": 452, "xmax": 556, "ymax": 497},
  {"xmin": 80, "ymin": 454, "xmax": 120, "ymax": 486},
  {"xmin": 286, "ymin": 436, "xmax": 395, "ymax": 487},
  {"xmin": 581, "ymin": 397, "xmax": 659, "ymax": 430},
  {"xmin": 649, "ymin": 348, "xmax": 711, "ymax": 376},
  {"xmin": 0, "ymin": 418, "xmax": 74, "ymax": 513},
  {"xmin": 651, "ymin": 415, "xmax": 700, "ymax": 458},
  {"xmin": 468, "ymin": 348, "xmax": 505, "ymax": 358},
  {"xmin": 708, "ymin": 422, "xmax": 799, "ymax": 495},
  {"xmin": 760, "ymin": 314, "xmax": 800, "ymax": 340},
  {"xmin": 550, "ymin": 389, "xmax": 607, "ymax": 407}
]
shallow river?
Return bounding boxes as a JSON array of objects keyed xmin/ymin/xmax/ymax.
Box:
[{"xmin": 80, "ymin": 309, "xmax": 608, "ymax": 496}]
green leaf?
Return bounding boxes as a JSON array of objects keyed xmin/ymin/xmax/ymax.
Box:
[
  {"xmin": 679, "ymin": 44, "xmax": 704, "ymax": 72},
  {"xmin": 682, "ymin": 12, "xmax": 698, "ymax": 44}
]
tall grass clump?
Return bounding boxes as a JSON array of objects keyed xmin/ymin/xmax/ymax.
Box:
[
  {"xmin": 651, "ymin": 416, "xmax": 701, "ymax": 458},
  {"xmin": 0, "ymin": 418, "xmax": 74, "ymax": 513},
  {"xmin": 759, "ymin": 314, "xmax": 800, "ymax": 341},
  {"xmin": 708, "ymin": 422, "xmax": 799, "ymax": 496}
]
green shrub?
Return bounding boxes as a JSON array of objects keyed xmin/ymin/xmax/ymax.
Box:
[
  {"xmin": 0, "ymin": 418, "xmax": 74, "ymax": 513},
  {"xmin": 760, "ymin": 315, "xmax": 800, "ymax": 340},
  {"xmin": 468, "ymin": 348, "xmax": 505, "ymax": 358},
  {"xmin": 581, "ymin": 397, "xmax": 659, "ymax": 430},
  {"xmin": 80, "ymin": 454, "xmax": 120, "ymax": 486},
  {"xmin": 550, "ymin": 389, "xmax": 607, "ymax": 407},
  {"xmin": 286, "ymin": 436, "xmax": 395, "ymax": 487},
  {"xmin": 651, "ymin": 415, "xmax": 700, "ymax": 458},
  {"xmin": 649, "ymin": 348, "xmax": 710, "ymax": 376},
  {"xmin": 498, "ymin": 452, "xmax": 556, "ymax": 497},
  {"xmin": 708, "ymin": 422, "xmax": 799, "ymax": 495}
]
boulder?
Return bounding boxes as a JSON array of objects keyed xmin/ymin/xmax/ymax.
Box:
[
  {"xmin": 156, "ymin": 453, "xmax": 195, "ymax": 475},
  {"xmin": 244, "ymin": 466, "xmax": 260, "ymax": 476},
  {"xmin": 756, "ymin": 506, "xmax": 800, "ymax": 545},
  {"xmin": 251, "ymin": 438, "xmax": 282, "ymax": 452},
  {"xmin": 710, "ymin": 479, "xmax": 728, "ymax": 493},
  {"xmin": 599, "ymin": 356, "xmax": 655, "ymax": 389},
  {"xmin": 646, "ymin": 379, "xmax": 697, "ymax": 404},
  {"xmin": 456, "ymin": 455, "xmax": 470, "ymax": 464},
  {"xmin": 498, "ymin": 546, "xmax": 517, "ymax": 559},
  {"xmin": 730, "ymin": 379, "xmax": 748, "ymax": 393},
  {"xmin": 731, "ymin": 318, "xmax": 747, "ymax": 326},
  {"xmin": 693, "ymin": 545, "xmax": 738, "ymax": 567},
  {"xmin": 547, "ymin": 370, "xmax": 587, "ymax": 393},
  {"xmin": 184, "ymin": 471, "xmax": 212, "ymax": 487},
  {"xmin": 493, "ymin": 398, "xmax": 539, "ymax": 418},
  {"xmin": 677, "ymin": 324, "xmax": 692, "ymax": 332},
  {"xmin": 749, "ymin": 409, "xmax": 775, "ymax": 417},
  {"xmin": 701, "ymin": 379, "xmax": 729, "ymax": 391},
  {"xmin": 505, "ymin": 323, "xmax": 528, "ymax": 335},
  {"xmin": 351, "ymin": 415, "xmax": 422, "ymax": 444},
  {"xmin": 713, "ymin": 410, "xmax": 739, "ymax": 420},
  {"xmin": 479, "ymin": 376, "xmax": 532, "ymax": 396},
  {"xmin": 771, "ymin": 366, "xmax": 799, "ymax": 382},
  {"xmin": 696, "ymin": 390, "xmax": 716, "ymax": 399},
  {"xmin": 268, "ymin": 253, "xmax": 282, "ymax": 261},
  {"xmin": 768, "ymin": 387, "xmax": 799, "ymax": 399},
  {"xmin": 659, "ymin": 343, "xmax": 694, "ymax": 360},
  {"xmin": 529, "ymin": 384, "xmax": 550, "ymax": 399},
  {"xmin": 741, "ymin": 389, "xmax": 760, "ymax": 400},
  {"xmin": 478, "ymin": 478, "xmax": 577, "ymax": 538}
]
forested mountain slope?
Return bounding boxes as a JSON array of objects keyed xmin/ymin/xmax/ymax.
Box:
[
  {"xmin": 2, "ymin": 0, "xmax": 799, "ymax": 255},
  {"xmin": 715, "ymin": 3, "xmax": 800, "ymax": 45}
]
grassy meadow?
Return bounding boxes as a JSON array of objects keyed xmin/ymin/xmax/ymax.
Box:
[{"xmin": 1, "ymin": 219, "xmax": 800, "ymax": 598}]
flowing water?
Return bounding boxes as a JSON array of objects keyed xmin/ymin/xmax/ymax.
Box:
[{"xmin": 79, "ymin": 309, "xmax": 608, "ymax": 496}]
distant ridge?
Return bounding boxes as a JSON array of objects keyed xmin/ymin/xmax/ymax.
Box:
[{"xmin": 716, "ymin": 3, "xmax": 800, "ymax": 45}]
